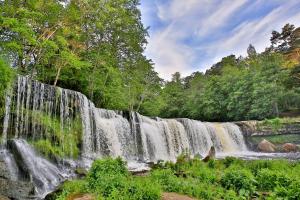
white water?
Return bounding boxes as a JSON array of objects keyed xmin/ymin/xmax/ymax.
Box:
[
  {"xmin": 2, "ymin": 76, "xmax": 248, "ymax": 161},
  {"xmin": 1, "ymin": 76, "xmax": 250, "ymax": 197},
  {"xmin": 9, "ymin": 140, "xmax": 65, "ymax": 196}
]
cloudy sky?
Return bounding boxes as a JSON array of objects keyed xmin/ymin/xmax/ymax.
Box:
[{"xmin": 140, "ymin": 0, "xmax": 300, "ymax": 80}]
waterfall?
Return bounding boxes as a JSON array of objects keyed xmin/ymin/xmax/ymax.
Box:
[
  {"xmin": 0, "ymin": 75, "xmax": 249, "ymax": 198},
  {"xmin": 7, "ymin": 139, "xmax": 65, "ymax": 196},
  {"xmin": 1, "ymin": 76, "xmax": 248, "ymax": 162}
]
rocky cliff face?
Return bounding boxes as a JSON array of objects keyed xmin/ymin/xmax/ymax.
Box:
[{"xmin": 235, "ymin": 120, "xmax": 300, "ymax": 151}]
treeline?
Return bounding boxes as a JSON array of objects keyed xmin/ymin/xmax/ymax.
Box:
[
  {"xmin": 160, "ymin": 24, "xmax": 300, "ymax": 121},
  {"xmin": 0, "ymin": 0, "xmax": 162, "ymax": 113},
  {"xmin": 1, "ymin": 1, "xmax": 300, "ymax": 121}
]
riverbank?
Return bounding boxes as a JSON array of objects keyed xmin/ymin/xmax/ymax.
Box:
[{"xmin": 47, "ymin": 156, "xmax": 300, "ymax": 200}]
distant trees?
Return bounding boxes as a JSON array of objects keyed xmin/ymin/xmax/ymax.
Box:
[
  {"xmin": 159, "ymin": 24, "xmax": 300, "ymax": 121},
  {"xmin": 1, "ymin": 3, "xmax": 299, "ymax": 122}
]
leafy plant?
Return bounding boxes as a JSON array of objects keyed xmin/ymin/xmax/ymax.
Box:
[{"xmin": 220, "ymin": 170, "xmax": 256, "ymax": 197}]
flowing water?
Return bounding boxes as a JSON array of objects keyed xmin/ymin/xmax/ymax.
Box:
[{"xmin": 0, "ymin": 76, "xmax": 253, "ymax": 198}]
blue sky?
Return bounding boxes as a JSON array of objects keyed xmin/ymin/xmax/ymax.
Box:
[{"xmin": 140, "ymin": 0, "xmax": 300, "ymax": 80}]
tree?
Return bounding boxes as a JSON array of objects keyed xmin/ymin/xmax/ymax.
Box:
[
  {"xmin": 247, "ymin": 44, "xmax": 257, "ymax": 57},
  {"xmin": 270, "ymin": 23, "xmax": 295, "ymax": 52}
]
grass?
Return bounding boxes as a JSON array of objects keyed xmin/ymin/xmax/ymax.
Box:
[
  {"xmin": 51, "ymin": 156, "xmax": 300, "ymax": 200},
  {"xmin": 258, "ymin": 117, "xmax": 300, "ymax": 133},
  {"xmin": 249, "ymin": 134, "xmax": 300, "ymax": 145}
]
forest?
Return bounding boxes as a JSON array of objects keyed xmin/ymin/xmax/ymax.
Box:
[{"xmin": 0, "ymin": 0, "xmax": 300, "ymax": 123}]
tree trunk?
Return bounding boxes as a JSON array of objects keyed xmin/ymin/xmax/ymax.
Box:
[{"xmin": 53, "ymin": 66, "xmax": 62, "ymax": 86}]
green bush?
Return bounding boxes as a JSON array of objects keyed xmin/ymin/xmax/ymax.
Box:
[
  {"xmin": 274, "ymin": 181, "xmax": 300, "ymax": 200},
  {"xmin": 55, "ymin": 180, "xmax": 88, "ymax": 200},
  {"xmin": 107, "ymin": 178, "xmax": 161, "ymax": 200},
  {"xmin": 150, "ymin": 169, "xmax": 181, "ymax": 192},
  {"xmin": 55, "ymin": 157, "xmax": 300, "ymax": 200},
  {"xmin": 247, "ymin": 160, "xmax": 273, "ymax": 175},
  {"xmin": 256, "ymin": 169, "xmax": 292, "ymax": 191},
  {"xmin": 222, "ymin": 156, "xmax": 242, "ymax": 168},
  {"xmin": 220, "ymin": 170, "xmax": 256, "ymax": 197},
  {"xmin": 87, "ymin": 157, "xmax": 128, "ymax": 190},
  {"xmin": 260, "ymin": 118, "xmax": 283, "ymax": 132}
]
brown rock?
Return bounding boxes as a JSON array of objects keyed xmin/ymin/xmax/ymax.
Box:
[
  {"xmin": 282, "ymin": 143, "xmax": 298, "ymax": 152},
  {"xmin": 258, "ymin": 139, "xmax": 276, "ymax": 152},
  {"xmin": 202, "ymin": 146, "xmax": 215, "ymax": 162},
  {"xmin": 67, "ymin": 194, "xmax": 94, "ymax": 200}
]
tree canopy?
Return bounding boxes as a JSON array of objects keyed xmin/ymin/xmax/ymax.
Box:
[{"xmin": 1, "ymin": 1, "xmax": 299, "ymax": 121}]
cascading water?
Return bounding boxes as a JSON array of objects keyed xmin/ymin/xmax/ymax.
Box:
[
  {"xmin": 1, "ymin": 76, "xmax": 249, "ymax": 198},
  {"xmin": 2, "ymin": 76, "xmax": 248, "ymax": 160}
]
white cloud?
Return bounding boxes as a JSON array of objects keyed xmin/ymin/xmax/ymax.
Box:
[
  {"xmin": 201, "ymin": 0, "xmax": 300, "ymax": 68},
  {"xmin": 141, "ymin": 0, "xmax": 300, "ymax": 80}
]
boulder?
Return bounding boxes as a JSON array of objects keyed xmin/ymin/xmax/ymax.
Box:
[
  {"xmin": 282, "ymin": 143, "xmax": 298, "ymax": 152},
  {"xmin": 258, "ymin": 139, "xmax": 276, "ymax": 152},
  {"xmin": 202, "ymin": 146, "xmax": 215, "ymax": 162}
]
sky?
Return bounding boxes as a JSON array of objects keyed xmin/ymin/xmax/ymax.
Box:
[{"xmin": 139, "ymin": 0, "xmax": 300, "ymax": 80}]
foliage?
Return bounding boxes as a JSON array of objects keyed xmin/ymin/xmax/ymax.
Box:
[
  {"xmin": 260, "ymin": 118, "xmax": 283, "ymax": 132},
  {"xmin": 250, "ymin": 134, "xmax": 300, "ymax": 145},
  {"xmin": 1, "ymin": 1, "xmax": 300, "ymax": 121},
  {"xmin": 0, "ymin": 0, "xmax": 162, "ymax": 115},
  {"xmin": 0, "ymin": 57, "xmax": 15, "ymax": 119},
  {"xmin": 55, "ymin": 157, "xmax": 300, "ymax": 200},
  {"xmin": 29, "ymin": 110, "xmax": 82, "ymax": 159},
  {"xmin": 220, "ymin": 170, "xmax": 256, "ymax": 197},
  {"xmin": 56, "ymin": 157, "xmax": 161, "ymax": 200},
  {"xmin": 159, "ymin": 24, "xmax": 300, "ymax": 121}
]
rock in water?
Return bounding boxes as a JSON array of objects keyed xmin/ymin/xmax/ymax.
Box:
[
  {"xmin": 282, "ymin": 143, "xmax": 298, "ymax": 152},
  {"xmin": 7, "ymin": 139, "xmax": 65, "ymax": 198},
  {"xmin": 258, "ymin": 139, "xmax": 276, "ymax": 152},
  {"xmin": 0, "ymin": 149, "xmax": 35, "ymax": 200},
  {"xmin": 202, "ymin": 146, "xmax": 215, "ymax": 162}
]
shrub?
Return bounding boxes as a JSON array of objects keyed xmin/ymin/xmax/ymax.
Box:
[
  {"xmin": 247, "ymin": 160, "xmax": 272, "ymax": 175},
  {"xmin": 55, "ymin": 180, "xmax": 88, "ymax": 200},
  {"xmin": 220, "ymin": 170, "xmax": 256, "ymax": 197},
  {"xmin": 256, "ymin": 169, "xmax": 292, "ymax": 191},
  {"xmin": 222, "ymin": 156, "xmax": 242, "ymax": 168},
  {"xmin": 87, "ymin": 157, "xmax": 128, "ymax": 190},
  {"xmin": 274, "ymin": 181, "xmax": 300, "ymax": 200},
  {"xmin": 150, "ymin": 169, "xmax": 181, "ymax": 192}
]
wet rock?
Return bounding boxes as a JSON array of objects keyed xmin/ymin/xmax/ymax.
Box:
[
  {"xmin": 0, "ymin": 177, "xmax": 36, "ymax": 200},
  {"xmin": 282, "ymin": 143, "xmax": 298, "ymax": 152},
  {"xmin": 202, "ymin": 146, "xmax": 215, "ymax": 162},
  {"xmin": 258, "ymin": 139, "xmax": 276, "ymax": 152},
  {"xmin": 75, "ymin": 168, "xmax": 88, "ymax": 177}
]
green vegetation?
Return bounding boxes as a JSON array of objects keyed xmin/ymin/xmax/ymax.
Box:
[
  {"xmin": 28, "ymin": 110, "xmax": 82, "ymax": 159},
  {"xmin": 249, "ymin": 134, "xmax": 300, "ymax": 145},
  {"xmin": 53, "ymin": 157, "xmax": 300, "ymax": 200},
  {"xmin": 1, "ymin": 1, "xmax": 299, "ymax": 121},
  {"xmin": 0, "ymin": 57, "xmax": 15, "ymax": 120},
  {"xmin": 258, "ymin": 117, "xmax": 300, "ymax": 132},
  {"xmin": 52, "ymin": 157, "xmax": 161, "ymax": 200},
  {"xmin": 0, "ymin": 0, "xmax": 162, "ymax": 116}
]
